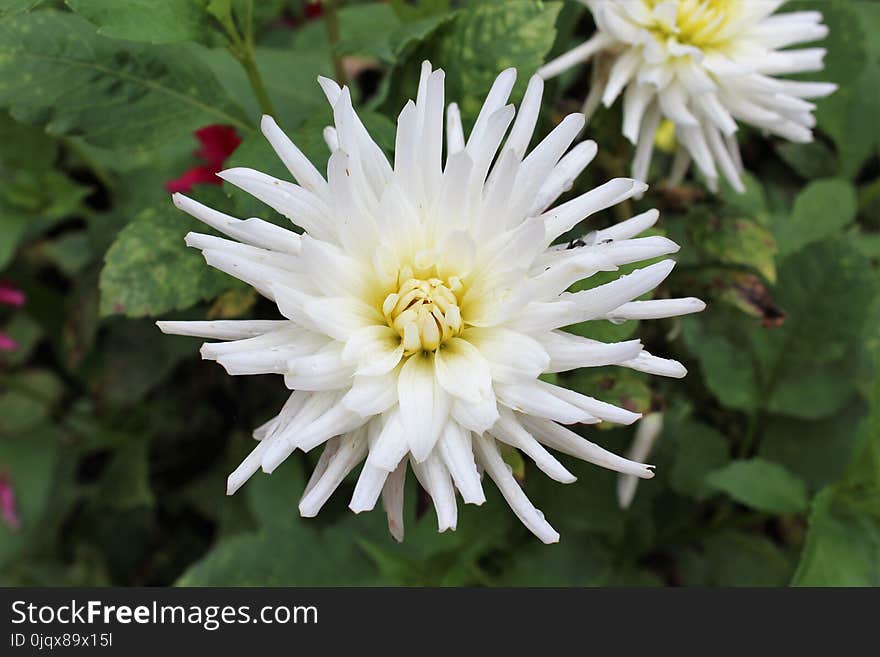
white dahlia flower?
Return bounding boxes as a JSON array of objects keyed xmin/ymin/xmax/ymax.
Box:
[
  {"xmin": 157, "ymin": 62, "xmax": 705, "ymax": 543},
  {"xmin": 538, "ymin": 1, "xmax": 836, "ymax": 192}
]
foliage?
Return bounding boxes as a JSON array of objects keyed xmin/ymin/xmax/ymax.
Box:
[{"xmin": 0, "ymin": 0, "xmax": 877, "ymax": 588}]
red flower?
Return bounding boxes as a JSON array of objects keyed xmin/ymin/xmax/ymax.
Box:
[
  {"xmin": 166, "ymin": 125, "xmax": 241, "ymax": 194},
  {"xmin": 305, "ymin": 1, "xmax": 324, "ymax": 19}
]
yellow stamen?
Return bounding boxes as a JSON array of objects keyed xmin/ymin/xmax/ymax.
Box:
[
  {"xmin": 646, "ymin": 0, "xmax": 742, "ymax": 51},
  {"xmin": 383, "ymin": 275, "xmax": 463, "ymax": 355}
]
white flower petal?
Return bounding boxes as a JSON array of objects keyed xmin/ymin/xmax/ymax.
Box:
[
  {"xmin": 606, "ymin": 297, "xmax": 706, "ymax": 321},
  {"xmin": 617, "ymin": 413, "xmax": 664, "ymax": 509},
  {"xmin": 350, "ymin": 462, "xmax": 391, "ymax": 513},
  {"xmin": 435, "ymin": 337, "xmax": 492, "ymax": 404},
  {"xmin": 172, "ymin": 193, "xmax": 302, "ymax": 254},
  {"xmin": 157, "ymin": 320, "xmax": 290, "ymax": 341},
  {"xmin": 261, "ymin": 115, "xmax": 328, "ymax": 196},
  {"xmin": 519, "ymin": 414, "xmax": 655, "ymax": 479},
  {"xmin": 437, "ymin": 422, "xmax": 485, "ymax": 505},
  {"xmin": 411, "ymin": 453, "xmax": 458, "ymax": 532},
  {"xmin": 399, "ymin": 353, "xmax": 450, "ymax": 462},
  {"xmin": 381, "ymin": 458, "xmax": 408, "ymax": 542},
  {"xmin": 472, "ymin": 434, "xmax": 559, "ymax": 544},
  {"xmin": 159, "ymin": 60, "xmax": 707, "ymax": 545},
  {"xmin": 342, "ymin": 325, "xmax": 404, "ymax": 376},
  {"xmin": 492, "ymin": 409, "xmax": 576, "ymax": 484},
  {"xmin": 299, "ymin": 431, "xmax": 368, "ymax": 517},
  {"xmin": 540, "ymin": 331, "xmax": 643, "ymax": 373},
  {"xmin": 342, "ymin": 371, "xmax": 399, "ymax": 416}
]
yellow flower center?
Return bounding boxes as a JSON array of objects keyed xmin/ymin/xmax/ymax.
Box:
[
  {"xmin": 382, "ymin": 266, "xmax": 463, "ymax": 354},
  {"xmin": 647, "ymin": 0, "xmax": 741, "ymax": 50}
]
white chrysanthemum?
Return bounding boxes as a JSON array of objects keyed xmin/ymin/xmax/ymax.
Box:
[
  {"xmin": 539, "ymin": 0, "xmax": 836, "ymax": 192},
  {"xmin": 157, "ymin": 62, "xmax": 705, "ymax": 543}
]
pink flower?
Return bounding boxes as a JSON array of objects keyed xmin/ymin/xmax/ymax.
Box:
[
  {"xmin": 165, "ymin": 125, "xmax": 241, "ymax": 194},
  {"xmin": 0, "ymin": 474, "xmax": 21, "ymax": 531},
  {"xmin": 0, "ymin": 282, "xmax": 24, "ymax": 354},
  {"xmin": 0, "ymin": 282, "xmax": 24, "ymax": 308}
]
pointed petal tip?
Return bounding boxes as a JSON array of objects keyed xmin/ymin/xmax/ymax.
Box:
[
  {"xmin": 620, "ymin": 412, "xmax": 643, "ymax": 426},
  {"xmin": 214, "ymin": 167, "xmax": 245, "ymax": 183}
]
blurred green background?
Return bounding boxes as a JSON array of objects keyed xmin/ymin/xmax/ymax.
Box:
[{"xmin": 0, "ymin": 0, "xmax": 878, "ymax": 586}]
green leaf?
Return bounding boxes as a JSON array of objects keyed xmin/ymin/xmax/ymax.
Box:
[
  {"xmin": 439, "ymin": 0, "xmax": 562, "ymax": 123},
  {"xmin": 495, "ymin": 538, "xmax": 661, "ymax": 586},
  {"xmin": 793, "ymin": 485, "xmax": 880, "ymax": 586},
  {"xmin": 0, "ymin": 111, "xmax": 58, "ymax": 170},
  {"xmin": 681, "ymin": 313, "xmax": 759, "ymax": 411},
  {"xmin": 0, "ymin": 369, "xmax": 64, "ymax": 434},
  {"xmin": 773, "ymin": 179, "xmax": 857, "ymax": 256},
  {"xmin": 793, "ymin": 357, "xmax": 880, "ymax": 585},
  {"xmin": 0, "ymin": 216, "xmax": 26, "ymax": 270},
  {"xmin": 99, "ymin": 205, "xmax": 234, "ymax": 318},
  {"xmin": 666, "ymin": 420, "xmax": 730, "ymax": 501},
  {"xmin": 807, "ymin": 0, "xmax": 880, "ymax": 179},
  {"xmin": 679, "ymin": 531, "xmax": 794, "ymax": 587},
  {"xmin": 775, "ymin": 141, "xmax": 838, "ymax": 181},
  {"xmin": 86, "ymin": 319, "xmax": 197, "ymax": 406},
  {"xmin": 97, "ymin": 436, "xmax": 154, "ymax": 509},
  {"xmin": 336, "ymin": 3, "xmax": 401, "ymax": 61},
  {"xmin": 719, "ymin": 171, "xmax": 767, "ymax": 218},
  {"xmin": 66, "ymin": 0, "xmax": 217, "ymax": 45},
  {"xmin": 358, "ymin": 478, "xmax": 514, "ymax": 586},
  {"xmin": 0, "ymin": 116, "xmax": 89, "ymax": 268},
  {"xmin": 0, "ymin": 424, "xmax": 61, "ymax": 565},
  {"xmin": 196, "ymin": 45, "xmax": 333, "ymax": 126},
  {"xmin": 390, "ymin": 0, "xmax": 450, "ymax": 22},
  {"xmin": 682, "ymin": 239, "xmax": 876, "ymax": 418},
  {"xmin": 384, "ymin": 0, "xmax": 561, "ymax": 125},
  {"xmin": 176, "ymin": 525, "xmax": 379, "ymax": 586},
  {"xmin": 692, "ymin": 215, "xmax": 777, "ymax": 283},
  {"xmin": 177, "ymin": 460, "xmax": 380, "ymax": 586},
  {"xmin": 759, "ymin": 400, "xmax": 868, "ymax": 492},
  {"xmin": 40, "ymin": 232, "xmax": 94, "ymax": 276},
  {"xmin": 705, "ymin": 458, "xmax": 809, "ymax": 514},
  {"xmin": 0, "ymin": 10, "xmax": 249, "ymax": 151},
  {"xmin": 0, "ymin": 0, "xmax": 44, "ymax": 14}
]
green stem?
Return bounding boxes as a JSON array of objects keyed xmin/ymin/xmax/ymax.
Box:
[
  {"xmin": 322, "ymin": 0, "xmax": 348, "ymax": 86},
  {"xmin": 240, "ymin": 51, "xmax": 277, "ymax": 117},
  {"xmin": 221, "ymin": 0, "xmax": 277, "ymax": 118},
  {"xmin": 737, "ymin": 410, "xmax": 761, "ymax": 459}
]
